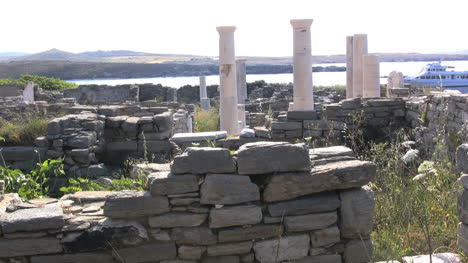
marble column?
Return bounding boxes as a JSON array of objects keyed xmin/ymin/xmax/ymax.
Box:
[
  {"xmin": 362, "ymin": 55, "xmax": 380, "ymax": 97},
  {"xmin": 23, "ymin": 81, "xmax": 35, "ymax": 102},
  {"xmin": 346, "ymin": 36, "xmax": 354, "ymax": 99},
  {"xmin": 352, "ymin": 34, "xmax": 368, "ymax": 98},
  {"xmin": 217, "ymin": 26, "xmax": 239, "ymax": 135},
  {"xmin": 236, "ymin": 59, "xmax": 247, "ymax": 129},
  {"xmin": 199, "ymin": 76, "xmax": 211, "ymax": 110},
  {"xmin": 236, "ymin": 59, "xmax": 247, "ymax": 103},
  {"xmin": 290, "ymin": 19, "xmax": 314, "ymax": 110}
]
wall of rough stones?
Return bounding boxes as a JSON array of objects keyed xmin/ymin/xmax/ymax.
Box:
[
  {"xmin": 456, "ymin": 144, "xmax": 468, "ymax": 255},
  {"xmin": 64, "ymin": 85, "xmax": 140, "ymax": 105},
  {"xmin": 406, "ymin": 94, "xmax": 468, "ymax": 158},
  {"xmin": 0, "ymin": 142, "xmax": 376, "ymax": 263},
  {"xmin": 260, "ymin": 98, "xmax": 407, "ymax": 142}
]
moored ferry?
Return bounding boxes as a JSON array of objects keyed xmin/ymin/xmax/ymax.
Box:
[{"xmin": 404, "ymin": 61, "xmax": 468, "ymax": 87}]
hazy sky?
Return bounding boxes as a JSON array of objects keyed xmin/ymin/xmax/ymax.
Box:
[{"xmin": 2, "ymin": 0, "xmax": 468, "ymax": 56}]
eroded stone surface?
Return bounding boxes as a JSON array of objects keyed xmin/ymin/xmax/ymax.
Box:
[
  {"xmin": 253, "ymin": 234, "xmax": 310, "ymax": 262},
  {"xmin": 209, "ymin": 205, "xmax": 262, "ymax": 228},
  {"xmin": 200, "ymin": 174, "xmax": 259, "ymax": 205},
  {"xmin": 340, "ymin": 186, "xmax": 375, "ymax": 239},
  {"xmin": 103, "ymin": 191, "xmax": 169, "ymax": 218},
  {"xmin": 149, "ymin": 173, "xmax": 199, "ymax": 196},
  {"xmin": 236, "ymin": 142, "xmax": 311, "ymax": 175},
  {"xmin": 171, "ymin": 147, "xmax": 236, "ymax": 174},
  {"xmin": 0, "ymin": 206, "xmax": 65, "ymax": 233},
  {"xmin": 263, "ymin": 160, "xmax": 376, "ymax": 202},
  {"xmin": 268, "ymin": 192, "xmax": 340, "ymax": 217}
]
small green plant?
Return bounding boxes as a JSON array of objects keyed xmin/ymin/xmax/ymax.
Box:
[
  {"xmin": 60, "ymin": 177, "xmax": 103, "ymax": 194},
  {"xmin": 0, "ymin": 158, "xmax": 65, "ymax": 200}
]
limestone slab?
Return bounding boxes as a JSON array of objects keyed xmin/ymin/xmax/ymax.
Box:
[
  {"xmin": 171, "ymin": 227, "xmax": 217, "ymax": 245},
  {"xmin": 310, "ymin": 225, "xmax": 340, "ymax": 247},
  {"xmin": 284, "ymin": 211, "xmax": 337, "ymax": 232},
  {"xmin": 309, "ymin": 146, "xmax": 355, "ymax": 160},
  {"xmin": 218, "ymin": 224, "xmax": 283, "ymax": 243},
  {"xmin": 209, "ymin": 205, "xmax": 263, "ymax": 228},
  {"xmin": 207, "ymin": 241, "xmax": 252, "ymax": 256},
  {"xmin": 401, "ymin": 253, "xmax": 462, "ymax": 263},
  {"xmin": 0, "ymin": 206, "xmax": 65, "ymax": 233},
  {"xmin": 0, "ymin": 237, "xmax": 62, "ymax": 257},
  {"xmin": 113, "ymin": 242, "xmax": 177, "ymax": 263},
  {"xmin": 148, "ymin": 212, "xmax": 207, "ymax": 228},
  {"xmin": 171, "ymin": 147, "xmax": 236, "ymax": 174},
  {"xmin": 200, "ymin": 174, "xmax": 259, "ymax": 205},
  {"xmin": 263, "ymin": 160, "xmax": 376, "ymax": 202},
  {"xmin": 268, "ymin": 192, "xmax": 340, "ymax": 217},
  {"xmin": 103, "ymin": 190, "xmax": 169, "ymax": 218},
  {"xmin": 340, "ymin": 186, "xmax": 375, "ymax": 239},
  {"xmin": 236, "ymin": 142, "xmax": 311, "ymax": 175},
  {"xmin": 253, "ymin": 234, "xmax": 310, "ymax": 262},
  {"xmin": 149, "ymin": 173, "xmax": 199, "ymax": 196},
  {"xmin": 171, "ymin": 131, "xmax": 227, "ymax": 143}
]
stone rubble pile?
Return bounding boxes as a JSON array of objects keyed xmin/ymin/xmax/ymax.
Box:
[{"xmin": 0, "ymin": 142, "xmax": 376, "ymax": 263}]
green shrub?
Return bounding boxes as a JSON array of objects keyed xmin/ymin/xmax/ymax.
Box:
[
  {"xmin": 194, "ymin": 105, "xmax": 219, "ymax": 132},
  {"xmin": 0, "ymin": 75, "xmax": 77, "ymax": 90},
  {"xmin": 0, "ymin": 114, "xmax": 49, "ymax": 146},
  {"xmin": 0, "ymin": 158, "xmax": 64, "ymax": 200}
]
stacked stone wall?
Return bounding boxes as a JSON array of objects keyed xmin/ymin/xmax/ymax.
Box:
[
  {"xmin": 0, "ymin": 143, "xmax": 375, "ymax": 263},
  {"xmin": 262, "ymin": 98, "xmax": 406, "ymax": 141}
]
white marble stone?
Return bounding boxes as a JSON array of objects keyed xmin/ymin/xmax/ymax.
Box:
[
  {"xmin": 217, "ymin": 26, "xmax": 239, "ymax": 135},
  {"xmin": 363, "ymin": 55, "xmax": 380, "ymax": 97},
  {"xmin": 171, "ymin": 131, "xmax": 228, "ymax": 143},
  {"xmin": 291, "ymin": 19, "xmax": 314, "ymax": 110},
  {"xmin": 236, "ymin": 59, "xmax": 247, "ymax": 103},
  {"xmin": 237, "ymin": 104, "xmax": 246, "ymax": 130},
  {"xmin": 352, "ymin": 34, "xmax": 368, "ymax": 98},
  {"xmin": 199, "ymin": 76, "xmax": 210, "ymax": 110},
  {"xmin": 346, "ymin": 36, "xmax": 354, "ymax": 99},
  {"xmin": 23, "ymin": 81, "xmax": 34, "ymax": 102}
]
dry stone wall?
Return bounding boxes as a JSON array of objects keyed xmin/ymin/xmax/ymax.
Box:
[
  {"xmin": 0, "ymin": 143, "xmax": 376, "ymax": 263},
  {"xmin": 262, "ymin": 97, "xmax": 406, "ymax": 141}
]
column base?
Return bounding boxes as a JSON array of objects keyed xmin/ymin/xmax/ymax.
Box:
[
  {"xmin": 220, "ymin": 96, "xmax": 239, "ymax": 135},
  {"xmin": 293, "ymin": 96, "xmax": 314, "ymax": 110},
  {"xmin": 200, "ymin": 98, "xmax": 211, "ymax": 110}
]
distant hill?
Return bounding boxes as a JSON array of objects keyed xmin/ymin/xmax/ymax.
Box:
[
  {"xmin": 13, "ymin": 49, "xmax": 97, "ymax": 62},
  {"xmin": 80, "ymin": 50, "xmax": 159, "ymax": 57}
]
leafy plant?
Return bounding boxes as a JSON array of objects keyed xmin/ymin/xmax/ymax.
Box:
[{"xmin": 60, "ymin": 177, "xmax": 103, "ymax": 194}]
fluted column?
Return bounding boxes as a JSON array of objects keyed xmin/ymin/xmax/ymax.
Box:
[
  {"xmin": 199, "ymin": 76, "xmax": 210, "ymax": 110},
  {"xmin": 352, "ymin": 34, "xmax": 368, "ymax": 97},
  {"xmin": 290, "ymin": 19, "xmax": 314, "ymax": 110},
  {"xmin": 217, "ymin": 26, "xmax": 239, "ymax": 135},
  {"xmin": 363, "ymin": 55, "xmax": 380, "ymax": 97},
  {"xmin": 346, "ymin": 36, "xmax": 354, "ymax": 98}
]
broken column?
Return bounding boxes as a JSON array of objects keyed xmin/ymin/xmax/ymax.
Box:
[
  {"xmin": 23, "ymin": 81, "xmax": 35, "ymax": 102},
  {"xmin": 199, "ymin": 76, "xmax": 211, "ymax": 110},
  {"xmin": 362, "ymin": 55, "xmax": 380, "ymax": 97},
  {"xmin": 290, "ymin": 19, "xmax": 314, "ymax": 110},
  {"xmin": 352, "ymin": 34, "xmax": 368, "ymax": 98},
  {"xmin": 217, "ymin": 26, "xmax": 239, "ymax": 135},
  {"xmin": 346, "ymin": 36, "xmax": 354, "ymax": 99}
]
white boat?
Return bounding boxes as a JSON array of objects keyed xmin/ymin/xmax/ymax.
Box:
[{"xmin": 404, "ymin": 61, "xmax": 468, "ymax": 87}]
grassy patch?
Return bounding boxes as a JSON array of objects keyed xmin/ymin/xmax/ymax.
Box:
[
  {"xmin": 194, "ymin": 105, "xmax": 219, "ymax": 132},
  {"xmin": 0, "ymin": 114, "xmax": 49, "ymax": 146},
  {"xmin": 365, "ymin": 131, "xmax": 460, "ymax": 261}
]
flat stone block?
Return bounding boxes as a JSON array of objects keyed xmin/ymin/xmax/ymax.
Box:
[
  {"xmin": 103, "ymin": 190, "xmax": 169, "ymax": 218},
  {"xmin": 402, "ymin": 253, "xmax": 462, "ymax": 263},
  {"xmin": 149, "ymin": 173, "xmax": 199, "ymax": 196},
  {"xmin": 310, "ymin": 225, "xmax": 340, "ymax": 247},
  {"xmin": 218, "ymin": 224, "xmax": 283, "ymax": 243},
  {"xmin": 236, "ymin": 142, "xmax": 311, "ymax": 175},
  {"xmin": 287, "ymin": 110, "xmax": 318, "ymax": 121},
  {"xmin": 253, "ymin": 234, "xmax": 310, "ymax": 262},
  {"xmin": 113, "ymin": 242, "xmax": 177, "ymax": 263},
  {"xmin": 268, "ymin": 192, "xmax": 340, "ymax": 217},
  {"xmin": 171, "ymin": 227, "xmax": 217, "ymax": 245},
  {"xmin": 0, "ymin": 237, "xmax": 62, "ymax": 257},
  {"xmin": 271, "ymin": 121, "xmax": 302, "ymax": 130},
  {"xmin": 340, "ymin": 186, "xmax": 375, "ymax": 239},
  {"xmin": 309, "ymin": 146, "xmax": 355, "ymax": 160},
  {"xmin": 171, "ymin": 131, "xmax": 227, "ymax": 143},
  {"xmin": 148, "ymin": 212, "xmax": 207, "ymax": 228},
  {"xmin": 209, "ymin": 205, "xmax": 263, "ymax": 228},
  {"xmin": 284, "ymin": 211, "xmax": 337, "ymax": 232},
  {"xmin": 263, "ymin": 160, "xmax": 376, "ymax": 202},
  {"xmin": 200, "ymin": 174, "xmax": 259, "ymax": 205},
  {"xmin": 207, "ymin": 241, "xmax": 253, "ymax": 256},
  {"xmin": 31, "ymin": 253, "xmax": 114, "ymax": 263},
  {"xmin": 171, "ymin": 147, "xmax": 236, "ymax": 174},
  {"xmin": 0, "ymin": 206, "xmax": 65, "ymax": 234}
]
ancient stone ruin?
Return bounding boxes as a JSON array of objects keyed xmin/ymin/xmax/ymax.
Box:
[{"xmin": 0, "ymin": 142, "xmax": 375, "ymax": 263}]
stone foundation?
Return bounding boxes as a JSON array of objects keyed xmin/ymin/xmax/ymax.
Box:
[{"xmin": 0, "ymin": 143, "xmax": 375, "ymax": 263}]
